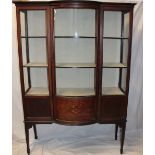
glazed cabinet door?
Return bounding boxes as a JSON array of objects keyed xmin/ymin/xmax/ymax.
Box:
[
  {"xmin": 17, "ymin": 7, "xmax": 52, "ymax": 121},
  {"xmin": 100, "ymin": 9, "xmax": 131, "ymax": 122},
  {"xmin": 52, "ymin": 7, "xmax": 98, "ymax": 124}
]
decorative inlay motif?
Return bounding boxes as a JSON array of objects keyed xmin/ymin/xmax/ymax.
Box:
[
  {"xmin": 71, "ymin": 103, "xmax": 83, "ymax": 114},
  {"xmin": 56, "ymin": 97, "xmax": 95, "ymax": 122}
]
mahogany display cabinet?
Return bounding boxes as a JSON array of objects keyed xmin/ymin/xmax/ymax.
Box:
[{"xmin": 13, "ymin": 0, "xmax": 135, "ymax": 154}]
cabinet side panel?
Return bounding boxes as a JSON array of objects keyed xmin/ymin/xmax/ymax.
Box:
[
  {"xmin": 24, "ymin": 97, "xmax": 51, "ymax": 118},
  {"xmin": 100, "ymin": 96, "xmax": 127, "ymax": 122}
]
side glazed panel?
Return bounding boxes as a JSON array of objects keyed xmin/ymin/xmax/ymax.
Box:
[
  {"xmin": 24, "ymin": 97, "xmax": 51, "ymax": 117},
  {"xmin": 55, "ymin": 97, "xmax": 96, "ymax": 124},
  {"xmin": 100, "ymin": 96, "xmax": 127, "ymax": 122}
]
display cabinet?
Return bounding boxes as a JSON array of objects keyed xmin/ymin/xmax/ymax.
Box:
[{"xmin": 13, "ymin": 0, "xmax": 135, "ymax": 154}]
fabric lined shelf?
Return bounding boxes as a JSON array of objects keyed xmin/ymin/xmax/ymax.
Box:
[
  {"xmin": 57, "ymin": 88, "xmax": 95, "ymax": 96},
  {"xmin": 23, "ymin": 63, "xmax": 48, "ymax": 67},
  {"xmin": 21, "ymin": 36, "xmax": 46, "ymax": 38},
  {"xmin": 26, "ymin": 87, "xmax": 49, "ymax": 96},
  {"xmin": 55, "ymin": 36, "xmax": 96, "ymax": 39},
  {"xmin": 56, "ymin": 63, "xmax": 126, "ymax": 68},
  {"xmin": 102, "ymin": 87, "xmax": 124, "ymax": 95},
  {"xmin": 103, "ymin": 37, "xmax": 128, "ymax": 39},
  {"xmin": 56, "ymin": 63, "xmax": 96, "ymax": 68},
  {"xmin": 23, "ymin": 63, "xmax": 126, "ymax": 68},
  {"xmin": 103, "ymin": 63, "xmax": 127, "ymax": 68}
]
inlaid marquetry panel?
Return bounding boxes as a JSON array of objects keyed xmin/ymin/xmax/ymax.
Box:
[{"xmin": 55, "ymin": 97, "xmax": 96, "ymax": 123}]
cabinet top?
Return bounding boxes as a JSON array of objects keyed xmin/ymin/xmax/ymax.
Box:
[{"xmin": 12, "ymin": 0, "xmax": 136, "ymax": 6}]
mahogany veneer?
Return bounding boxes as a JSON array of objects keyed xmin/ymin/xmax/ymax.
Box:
[{"xmin": 55, "ymin": 97, "xmax": 96, "ymax": 124}]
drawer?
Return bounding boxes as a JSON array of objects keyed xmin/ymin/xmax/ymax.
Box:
[
  {"xmin": 55, "ymin": 97, "xmax": 96, "ymax": 124},
  {"xmin": 24, "ymin": 97, "xmax": 51, "ymax": 118},
  {"xmin": 100, "ymin": 96, "xmax": 127, "ymax": 122}
]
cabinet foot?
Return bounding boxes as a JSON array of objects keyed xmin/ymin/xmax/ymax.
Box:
[
  {"xmin": 25, "ymin": 124, "xmax": 31, "ymax": 155},
  {"xmin": 119, "ymin": 122, "xmax": 126, "ymax": 154},
  {"xmin": 120, "ymin": 148, "xmax": 123, "ymax": 154}
]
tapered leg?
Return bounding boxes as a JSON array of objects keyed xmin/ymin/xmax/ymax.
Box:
[
  {"xmin": 33, "ymin": 124, "xmax": 38, "ymax": 139},
  {"xmin": 120, "ymin": 123, "xmax": 126, "ymax": 154},
  {"xmin": 25, "ymin": 124, "xmax": 30, "ymax": 155},
  {"xmin": 115, "ymin": 124, "xmax": 118, "ymax": 140}
]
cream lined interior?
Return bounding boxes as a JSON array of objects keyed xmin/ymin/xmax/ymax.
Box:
[
  {"xmin": 23, "ymin": 62, "xmax": 127, "ymax": 68},
  {"xmin": 23, "ymin": 62, "xmax": 48, "ymax": 67},
  {"xmin": 25, "ymin": 87, "xmax": 124, "ymax": 96},
  {"xmin": 26, "ymin": 87, "xmax": 49, "ymax": 96},
  {"xmin": 20, "ymin": 9, "xmax": 129, "ymax": 96}
]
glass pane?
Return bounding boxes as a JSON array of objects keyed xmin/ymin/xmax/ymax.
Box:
[
  {"xmin": 21, "ymin": 38, "xmax": 47, "ymax": 65},
  {"xmin": 102, "ymin": 11, "xmax": 129, "ymax": 95},
  {"xmin": 103, "ymin": 39, "xmax": 128, "ymax": 67},
  {"xmin": 23, "ymin": 68, "xmax": 29, "ymax": 91},
  {"xmin": 54, "ymin": 9, "xmax": 96, "ymax": 96},
  {"xmin": 102, "ymin": 68, "xmax": 126, "ymax": 95},
  {"xmin": 104, "ymin": 11, "xmax": 129, "ymax": 38},
  {"xmin": 102, "ymin": 69, "xmax": 119, "ymax": 87},
  {"xmin": 56, "ymin": 68, "xmax": 95, "ymax": 96},
  {"xmin": 104, "ymin": 11, "xmax": 121, "ymax": 37},
  {"xmin": 30, "ymin": 68, "xmax": 48, "ymax": 87},
  {"xmin": 20, "ymin": 10, "xmax": 46, "ymax": 36},
  {"xmin": 55, "ymin": 38, "xmax": 95, "ymax": 64},
  {"xmin": 121, "ymin": 68, "xmax": 127, "ymax": 92},
  {"xmin": 20, "ymin": 11, "xmax": 26, "ymax": 37},
  {"xmin": 123, "ymin": 12, "xmax": 130, "ymax": 38},
  {"xmin": 103, "ymin": 39, "xmax": 121, "ymax": 63},
  {"xmin": 55, "ymin": 9, "xmax": 95, "ymax": 36},
  {"xmin": 122, "ymin": 39, "xmax": 128, "ymax": 66},
  {"xmin": 20, "ymin": 10, "xmax": 47, "ymax": 66},
  {"xmin": 20, "ymin": 10, "xmax": 48, "ymax": 96},
  {"xmin": 21, "ymin": 38, "xmax": 27, "ymax": 65},
  {"xmin": 23, "ymin": 68, "xmax": 49, "ymax": 96}
]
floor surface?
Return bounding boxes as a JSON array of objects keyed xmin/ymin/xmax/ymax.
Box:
[{"xmin": 13, "ymin": 128, "xmax": 142, "ymax": 155}]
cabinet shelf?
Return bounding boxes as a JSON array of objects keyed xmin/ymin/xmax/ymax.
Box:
[
  {"xmin": 103, "ymin": 63, "xmax": 127, "ymax": 68},
  {"xmin": 55, "ymin": 36, "xmax": 96, "ymax": 39},
  {"xmin": 56, "ymin": 63, "xmax": 96, "ymax": 68},
  {"xmin": 26, "ymin": 87, "xmax": 49, "ymax": 96},
  {"xmin": 103, "ymin": 37, "xmax": 128, "ymax": 39},
  {"xmin": 23, "ymin": 63, "xmax": 48, "ymax": 67},
  {"xmin": 102, "ymin": 87, "xmax": 124, "ymax": 95},
  {"xmin": 55, "ymin": 63, "xmax": 127, "ymax": 68},
  {"xmin": 21, "ymin": 36, "xmax": 46, "ymax": 38},
  {"xmin": 57, "ymin": 88, "xmax": 95, "ymax": 96}
]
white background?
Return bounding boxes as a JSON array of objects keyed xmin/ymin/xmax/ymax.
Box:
[{"xmin": 0, "ymin": 0, "xmax": 146, "ymax": 155}]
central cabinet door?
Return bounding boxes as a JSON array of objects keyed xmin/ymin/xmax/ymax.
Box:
[{"xmin": 53, "ymin": 8, "xmax": 97, "ymax": 124}]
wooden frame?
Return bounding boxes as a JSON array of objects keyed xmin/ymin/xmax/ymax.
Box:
[{"xmin": 13, "ymin": 1, "xmax": 135, "ymax": 154}]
